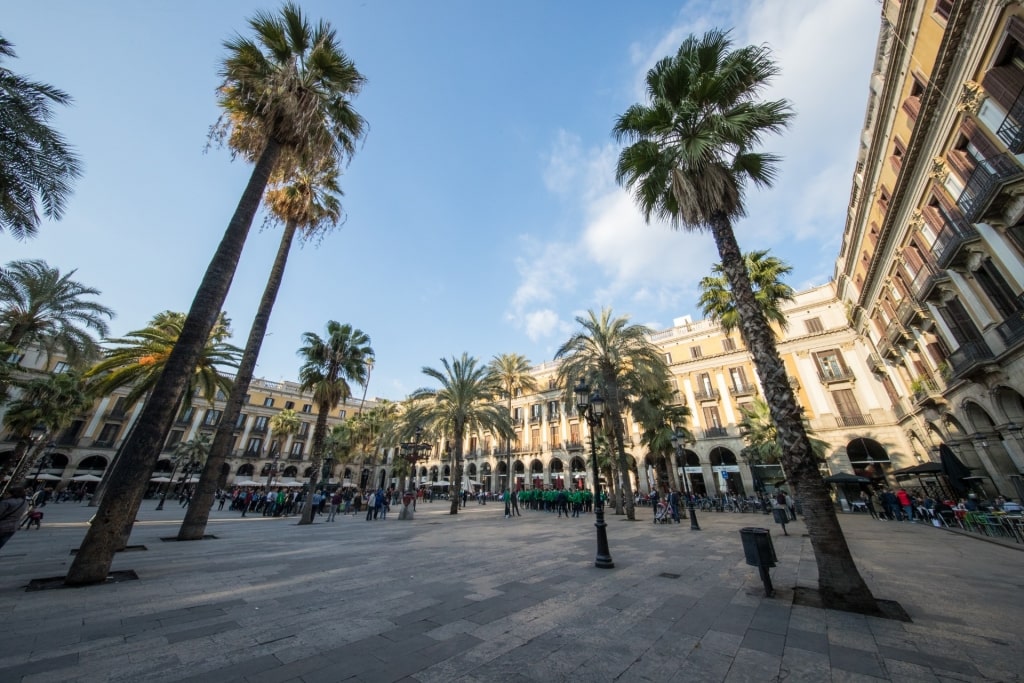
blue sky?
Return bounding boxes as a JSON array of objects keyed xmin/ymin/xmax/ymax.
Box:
[{"xmin": 4, "ymin": 0, "xmax": 880, "ymax": 401}]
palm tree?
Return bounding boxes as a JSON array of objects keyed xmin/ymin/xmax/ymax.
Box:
[
  {"xmin": 353, "ymin": 401, "xmax": 399, "ymax": 491},
  {"xmin": 632, "ymin": 385, "xmax": 692, "ymax": 497},
  {"xmin": 555, "ymin": 308, "xmax": 669, "ymax": 521},
  {"xmin": 296, "ymin": 321, "xmax": 372, "ymax": 525},
  {"xmin": 268, "ymin": 408, "xmax": 300, "ymax": 460},
  {"xmin": 66, "ymin": 5, "xmax": 366, "ymax": 585},
  {"xmin": 178, "ymin": 161, "xmax": 346, "ymax": 541},
  {"xmin": 0, "ymin": 36, "xmax": 83, "ymax": 240},
  {"xmin": 407, "ymin": 354, "xmax": 513, "ymax": 515},
  {"xmin": 613, "ymin": 29, "xmax": 878, "ymax": 612},
  {"xmin": 157, "ymin": 434, "xmax": 211, "ymax": 510},
  {"xmin": 486, "ymin": 353, "xmax": 538, "ymax": 494},
  {"xmin": 699, "ymin": 250, "xmax": 795, "ymax": 334},
  {"xmin": 0, "ymin": 259, "xmax": 114, "ymax": 366},
  {"xmin": 738, "ymin": 398, "xmax": 829, "ymax": 466},
  {"xmin": 86, "ymin": 311, "xmax": 240, "ymax": 409},
  {"xmin": 0, "ymin": 370, "xmax": 93, "ymax": 495}
]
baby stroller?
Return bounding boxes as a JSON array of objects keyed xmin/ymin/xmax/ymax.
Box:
[{"xmin": 653, "ymin": 500, "xmax": 673, "ymax": 524}]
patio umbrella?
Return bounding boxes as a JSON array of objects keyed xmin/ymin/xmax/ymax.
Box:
[
  {"xmin": 823, "ymin": 472, "xmax": 870, "ymax": 484},
  {"xmin": 31, "ymin": 473, "xmax": 62, "ymax": 481},
  {"xmin": 150, "ymin": 476, "xmax": 172, "ymax": 483},
  {"xmin": 71, "ymin": 474, "xmax": 103, "ymax": 482},
  {"xmin": 939, "ymin": 444, "xmax": 971, "ymax": 496}
]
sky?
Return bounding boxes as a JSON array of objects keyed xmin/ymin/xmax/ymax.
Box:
[{"xmin": 3, "ymin": 0, "xmax": 882, "ymax": 402}]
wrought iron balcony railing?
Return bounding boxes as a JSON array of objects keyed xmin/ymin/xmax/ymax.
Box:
[
  {"xmin": 956, "ymin": 153, "xmax": 1024, "ymax": 223},
  {"xmin": 948, "ymin": 339, "xmax": 996, "ymax": 379}
]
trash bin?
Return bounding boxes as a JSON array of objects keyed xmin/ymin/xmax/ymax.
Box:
[{"xmin": 739, "ymin": 527, "xmax": 777, "ymax": 568}]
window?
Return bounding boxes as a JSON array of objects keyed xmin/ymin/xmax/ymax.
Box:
[
  {"xmin": 243, "ymin": 394, "xmax": 251, "ymax": 404},
  {"xmin": 53, "ymin": 361, "xmax": 70, "ymax": 374},
  {"xmin": 814, "ymin": 351, "xmax": 848, "ymax": 379},
  {"xmin": 179, "ymin": 407, "xmax": 195, "ymax": 424},
  {"xmin": 805, "ymin": 317, "xmax": 824, "ymax": 334},
  {"xmin": 531, "ymin": 428, "xmax": 540, "ymax": 447},
  {"xmin": 973, "ymin": 257, "xmax": 1019, "ymax": 319},
  {"xmin": 290, "ymin": 442, "xmax": 304, "ymax": 457},
  {"xmin": 569, "ymin": 423, "xmax": 580, "ymax": 445},
  {"xmin": 531, "ymin": 404, "xmax": 542, "ymax": 420},
  {"xmin": 263, "ymin": 397, "xmax": 275, "ymax": 407},
  {"xmin": 216, "ymin": 389, "xmax": 226, "ymax": 401},
  {"xmin": 96, "ymin": 423, "xmax": 120, "ymax": 446},
  {"xmin": 235, "ymin": 413, "xmax": 247, "ymax": 429},
  {"xmin": 203, "ymin": 409, "xmax": 222, "ymax": 426},
  {"xmin": 702, "ymin": 406, "xmax": 722, "ymax": 429},
  {"xmin": 298, "ymin": 422, "xmax": 310, "ymax": 436},
  {"xmin": 890, "ymin": 138, "xmax": 906, "ymax": 173},
  {"xmin": 165, "ymin": 429, "xmax": 184, "ymax": 449},
  {"xmin": 513, "ymin": 407, "xmax": 523, "ymax": 422},
  {"xmin": 6, "ymin": 352, "xmax": 24, "ymax": 365},
  {"xmin": 110, "ymin": 397, "xmax": 128, "ymax": 416},
  {"xmin": 832, "ymin": 388, "xmax": 863, "ymax": 423},
  {"xmin": 664, "ymin": 352, "xmax": 672, "ymax": 364},
  {"xmin": 549, "ymin": 425, "xmax": 558, "ymax": 446},
  {"xmin": 245, "ymin": 438, "xmax": 263, "ymax": 455},
  {"xmin": 902, "ymin": 75, "xmax": 924, "ymax": 121},
  {"xmin": 302, "ymin": 404, "xmax": 312, "ymax": 413},
  {"xmin": 690, "ymin": 346, "xmax": 703, "ymax": 359},
  {"xmin": 729, "ymin": 367, "xmax": 749, "ymax": 391},
  {"xmin": 547, "ymin": 401, "xmax": 560, "ymax": 420},
  {"xmin": 338, "ymin": 409, "xmax": 346, "ymax": 419},
  {"xmin": 253, "ymin": 416, "xmax": 269, "ymax": 432},
  {"xmin": 722, "ymin": 338, "xmax": 736, "ymax": 352},
  {"xmin": 285, "ymin": 401, "xmax": 295, "ymax": 410}
]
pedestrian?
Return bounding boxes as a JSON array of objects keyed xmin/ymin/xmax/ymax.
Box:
[
  {"xmin": 785, "ymin": 491, "xmax": 796, "ymax": 521},
  {"xmin": 327, "ymin": 491, "xmax": 341, "ymax": 521},
  {"xmin": 896, "ymin": 487, "xmax": 914, "ymax": 522},
  {"xmin": 0, "ymin": 488, "xmax": 29, "ymax": 551},
  {"xmin": 860, "ymin": 490, "xmax": 878, "ymax": 519},
  {"xmin": 502, "ymin": 488, "xmax": 511, "ymax": 518},
  {"xmin": 511, "ymin": 487, "xmax": 521, "ymax": 516}
]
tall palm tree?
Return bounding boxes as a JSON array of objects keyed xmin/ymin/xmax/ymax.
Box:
[
  {"xmin": 486, "ymin": 353, "xmax": 538, "ymax": 494},
  {"xmin": 179, "ymin": 160, "xmax": 347, "ymax": 541},
  {"xmin": 738, "ymin": 398, "xmax": 829, "ymax": 466},
  {"xmin": 268, "ymin": 408, "xmax": 300, "ymax": 460},
  {"xmin": 86, "ymin": 311, "xmax": 240, "ymax": 409},
  {"xmin": 632, "ymin": 385, "xmax": 692, "ymax": 497},
  {"xmin": 699, "ymin": 250, "xmax": 795, "ymax": 335},
  {"xmin": 67, "ymin": 5, "xmax": 366, "ymax": 585},
  {"xmin": 555, "ymin": 308, "xmax": 669, "ymax": 521},
  {"xmin": 613, "ymin": 29, "xmax": 878, "ymax": 612},
  {"xmin": 0, "ymin": 36, "xmax": 82, "ymax": 240},
  {"xmin": 0, "ymin": 370, "xmax": 93, "ymax": 495},
  {"xmin": 353, "ymin": 400, "xmax": 399, "ymax": 490},
  {"xmin": 0, "ymin": 259, "xmax": 113, "ymax": 366},
  {"xmin": 296, "ymin": 321, "xmax": 372, "ymax": 525},
  {"xmin": 407, "ymin": 354, "xmax": 513, "ymax": 515}
]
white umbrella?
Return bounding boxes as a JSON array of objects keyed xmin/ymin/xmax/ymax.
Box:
[
  {"xmin": 32, "ymin": 473, "xmax": 62, "ymax": 481},
  {"xmin": 233, "ymin": 479, "xmax": 260, "ymax": 487},
  {"xmin": 150, "ymin": 476, "xmax": 172, "ymax": 483},
  {"xmin": 72, "ymin": 474, "xmax": 103, "ymax": 482}
]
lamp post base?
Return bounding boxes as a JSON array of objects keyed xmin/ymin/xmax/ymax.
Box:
[
  {"xmin": 593, "ymin": 506, "xmax": 615, "ymax": 568},
  {"xmin": 688, "ymin": 503, "xmax": 701, "ymax": 530}
]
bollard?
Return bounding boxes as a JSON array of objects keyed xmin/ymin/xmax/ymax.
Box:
[{"xmin": 739, "ymin": 527, "xmax": 777, "ymax": 597}]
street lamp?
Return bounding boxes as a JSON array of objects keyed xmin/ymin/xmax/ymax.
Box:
[
  {"xmin": 155, "ymin": 454, "xmax": 182, "ymax": 511},
  {"xmin": 400, "ymin": 426, "xmax": 432, "ymax": 493},
  {"xmin": 671, "ymin": 429, "xmax": 701, "ymax": 530},
  {"xmin": 31, "ymin": 441, "xmax": 57, "ymax": 483},
  {"xmin": 574, "ymin": 378, "xmax": 614, "ymax": 569}
]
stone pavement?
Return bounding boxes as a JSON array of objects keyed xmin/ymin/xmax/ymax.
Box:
[{"xmin": 0, "ymin": 498, "xmax": 1021, "ymax": 682}]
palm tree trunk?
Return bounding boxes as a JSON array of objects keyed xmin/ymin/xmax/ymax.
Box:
[
  {"xmin": 605, "ymin": 378, "xmax": 636, "ymax": 520},
  {"xmin": 300, "ymin": 404, "xmax": 330, "ymax": 525},
  {"xmin": 449, "ymin": 432, "xmax": 463, "ymax": 515},
  {"xmin": 709, "ymin": 211, "xmax": 879, "ymax": 613},
  {"xmin": 1, "ymin": 437, "xmax": 46, "ymax": 496},
  {"xmin": 178, "ymin": 218, "xmax": 299, "ymax": 540},
  {"xmin": 64, "ymin": 140, "xmax": 283, "ymax": 586}
]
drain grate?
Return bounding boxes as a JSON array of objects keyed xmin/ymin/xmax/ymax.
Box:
[{"xmin": 659, "ymin": 572, "xmax": 681, "ymax": 579}]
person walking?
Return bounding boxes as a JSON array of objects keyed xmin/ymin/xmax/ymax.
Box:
[
  {"xmin": 327, "ymin": 491, "xmax": 341, "ymax": 521},
  {"xmin": 510, "ymin": 487, "xmax": 521, "ymax": 516},
  {"xmin": 0, "ymin": 487, "xmax": 29, "ymax": 551},
  {"xmin": 502, "ymin": 488, "xmax": 511, "ymax": 518}
]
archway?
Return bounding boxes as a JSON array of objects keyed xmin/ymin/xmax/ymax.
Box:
[
  {"xmin": 846, "ymin": 437, "xmax": 891, "ymax": 484},
  {"xmin": 513, "ymin": 460, "xmax": 525, "ymax": 489},
  {"xmin": 237, "ymin": 463, "xmax": 255, "ymax": 477},
  {"xmin": 530, "ymin": 458, "xmax": 544, "ymax": 489},
  {"xmin": 549, "ymin": 458, "xmax": 565, "ymax": 489},
  {"xmin": 480, "ymin": 462, "xmax": 492, "ymax": 492},
  {"xmin": 708, "ymin": 447, "xmax": 742, "ymax": 496},
  {"xmin": 680, "ymin": 449, "xmax": 705, "ymax": 496},
  {"xmin": 569, "ymin": 456, "xmax": 587, "ymax": 490},
  {"xmin": 74, "ymin": 455, "xmax": 108, "ymax": 475}
]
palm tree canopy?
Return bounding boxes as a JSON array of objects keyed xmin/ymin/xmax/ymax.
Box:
[
  {"xmin": 0, "ymin": 36, "xmax": 83, "ymax": 240},
  {"xmin": 263, "ymin": 159, "xmax": 345, "ymax": 246},
  {"xmin": 2, "ymin": 369, "xmax": 94, "ymax": 438},
  {"xmin": 698, "ymin": 250, "xmax": 795, "ymax": 334},
  {"xmin": 297, "ymin": 321, "xmax": 372, "ymax": 410},
  {"xmin": 738, "ymin": 398, "xmax": 828, "ymax": 463},
  {"xmin": 613, "ymin": 29, "xmax": 793, "ymax": 230},
  {"xmin": 407, "ymin": 353, "xmax": 514, "ymax": 449},
  {"xmin": 487, "ymin": 353, "xmax": 539, "ymax": 401},
  {"xmin": 0, "ymin": 259, "xmax": 114, "ymax": 365},
  {"xmin": 172, "ymin": 433, "xmax": 212, "ymax": 466},
  {"xmin": 86, "ymin": 311, "xmax": 241, "ymax": 408},
  {"xmin": 212, "ymin": 2, "xmax": 367, "ymax": 164},
  {"xmin": 554, "ymin": 307, "xmax": 668, "ymax": 407}
]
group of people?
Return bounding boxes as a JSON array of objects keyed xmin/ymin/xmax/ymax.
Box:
[{"xmin": 858, "ymin": 487, "xmax": 1019, "ymax": 524}]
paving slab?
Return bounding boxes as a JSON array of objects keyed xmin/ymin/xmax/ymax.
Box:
[{"xmin": 0, "ymin": 501, "xmax": 1021, "ymax": 681}]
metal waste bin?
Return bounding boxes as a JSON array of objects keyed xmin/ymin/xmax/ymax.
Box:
[{"xmin": 739, "ymin": 527, "xmax": 777, "ymax": 568}]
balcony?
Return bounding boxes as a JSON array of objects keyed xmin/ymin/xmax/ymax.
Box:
[
  {"xmin": 566, "ymin": 441, "xmax": 584, "ymax": 451},
  {"xmin": 910, "ymin": 261, "xmax": 947, "ymax": 302},
  {"xmin": 817, "ymin": 368, "xmax": 856, "ymax": 384},
  {"xmin": 956, "ymin": 153, "xmax": 1024, "ymax": 224},
  {"xmin": 729, "ymin": 383, "xmax": 757, "ymax": 397},
  {"xmin": 693, "ymin": 388, "xmax": 720, "ymax": 401},
  {"xmin": 835, "ymin": 414, "xmax": 874, "ymax": 428},
  {"xmin": 250, "ymin": 424, "xmax": 268, "ymax": 435},
  {"xmin": 703, "ymin": 427, "xmax": 728, "ymax": 439},
  {"xmin": 911, "ymin": 378, "xmax": 944, "ymax": 407},
  {"xmin": 896, "ymin": 298, "xmax": 926, "ymax": 327},
  {"xmin": 948, "ymin": 339, "xmax": 996, "ymax": 379},
  {"xmin": 885, "ymin": 319, "xmax": 910, "ymax": 345},
  {"xmin": 892, "ymin": 399, "xmax": 909, "ymax": 421},
  {"xmin": 995, "ymin": 84, "xmax": 1024, "ymax": 153},
  {"xmin": 529, "ymin": 415, "xmax": 542, "ymax": 425},
  {"xmin": 93, "ymin": 440, "xmax": 115, "ymax": 449},
  {"xmin": 104, "ymin": 410, "xmax": 129, "ymax": 421},
  {"xmin": 931, "ymin": 211, "xmax": 980, "ymax": 270},
  {"xmin": 995, "ymin": 304, "xmax": 1024, "ymax": 349},
  {"xmin": 867, "ymin": 353, "xmax": 886, "ymax": 374}
]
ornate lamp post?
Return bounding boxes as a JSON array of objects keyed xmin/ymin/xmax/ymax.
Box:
[
  {"xmin": 671, "ymin": 429, "xmax": 701, "ymax": 530},
  {"xmin": 574, "ymin": 378, "xmax": 614, "ymax": 569},
  {"xmin": 155, "ymin": 454, "xmax": 182, "ymax": 511},
  {"xmin": 265, "ymin": 453, "xmax": 280, "ymax": 490},
  {"xmin": 31, "ymin": 441, "xmax": 57, "ymax": 483}
]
